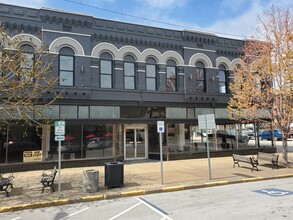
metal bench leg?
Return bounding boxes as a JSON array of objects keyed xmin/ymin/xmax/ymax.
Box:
[{"xmin": 5, "ymin": 189, "xmax": 9, "ymax": 197}]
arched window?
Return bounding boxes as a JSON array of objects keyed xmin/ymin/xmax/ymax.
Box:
[
  {"xmin": 100, "ymin": 52, "xmax": 113, "ymax": 88},
  {"xmin": 19, "ymin": 44, "xmax": 35, "ymax": 82},
  {"xmin": 59, "ymin": 47, "xmax": 74, "ymax": 86},
  {"xmin": 124, "ymin": 55, "xmax": 136, "ymax": 90},
  {"xmin": 166, "ymin": 59, "xmax": 177, "ymax": 92},
  {"xmin": 146, "ymin": 57, "xmax": 157, "ymax": 91},
  {"xmin": 194, "ymin": 61, "xmax": 206, "ymax": 93},
  {"xmin": 218, "ymin": 64, "xmax": 228, "ymax": 93}
]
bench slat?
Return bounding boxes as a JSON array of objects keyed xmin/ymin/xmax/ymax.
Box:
[{"xmin": 232, "ymin": 154, "xmax": 258, "ymax": 171}]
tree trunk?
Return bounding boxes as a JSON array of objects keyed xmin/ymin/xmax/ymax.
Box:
[
  {"xmin": 83, "ymin": 169, "xmax": 99, "ymax": 193},
  {"xmin": 282, "ymin": 136, "xmax": 288, "ymax": 164}
]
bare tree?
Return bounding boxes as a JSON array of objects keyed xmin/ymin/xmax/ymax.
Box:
[
  {"xmin": 228, "ymin": 5, "xmax": 293, "ymax": 164},
  {"xmin": 0, "ymin": 26, "xmax": 60, "ymax": 126}
]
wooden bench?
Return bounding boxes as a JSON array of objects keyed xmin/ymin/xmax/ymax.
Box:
[
  {"xmin": 40, "ymin": 167, "xmax": 57, "ymax": 193},
  {"xmin": 257, "ymin": 152, "xmax": 279, "ymax": 169},
  {"xmin": 232, "ymin": 154, "xmax": 259, "ymax": 172},
  {"xmin": 0, "ymin": 174, "xmax": 14, "ymax": 197}
]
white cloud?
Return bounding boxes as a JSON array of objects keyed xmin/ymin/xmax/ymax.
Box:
[
  {"xmin": 204, "ymin": 0, "xmax": 292, "ymax": 38},
  {"xmin": 0, "ymin": 0, "xmax": 46, "ymax": 8},
  {"xmin": 205, "ymin": 2, "xmax": 263, "ymax": 38}
]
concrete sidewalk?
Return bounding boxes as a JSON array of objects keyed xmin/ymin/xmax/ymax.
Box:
[{"xmin": 0, "ymin": 153, "xmax": 293, "ymax": 213}]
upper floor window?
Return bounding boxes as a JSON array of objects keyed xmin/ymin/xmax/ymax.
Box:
[
  {"xmin": 146, "ymin": 57, "xmax": 157, "ymax": 91},
  {"xmin": 166, "ymin": 59, "xmax": 177, "ymax": 92},
  {"xmin": 218, "ymin": 65, "xmax": 228, "ymax": 93},
  {"xmin": 194, "ymin": 61, "xmax": 206, "ymax": 93},
  {"xmin": 19, "ymin": 45, "xmax": 34, "ymax": 82},
  {"xmin": 100, "ymin": 52, "xmax": 113, "ymax": 88},
  {"xmin": 59, "ymin": 47, "xmax": 74, "ymax": 86},
  {"xmin": 124, "ymin": 55, "xmax": 136, "ymax": 90}
]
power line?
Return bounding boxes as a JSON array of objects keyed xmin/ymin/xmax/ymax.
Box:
[{"xmin": 63, "ymin": 0, "xmax": 247, "ymax": 39}]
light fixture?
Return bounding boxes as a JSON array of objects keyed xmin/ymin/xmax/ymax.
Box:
[{"xmin": 80, "ymin": 65, "xmax": 84, "ymax": 73}]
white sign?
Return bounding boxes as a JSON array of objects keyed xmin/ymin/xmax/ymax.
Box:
[
  {"xmin": 157, "ymin": 121, "xmax": 165, "ymax": 133},
  {"xmin": 198, "ymin": 114, "xmax": 216, "ymax": 129},
  {"xmin": 55, "ymin": 121, "xmax": 65, "ymax": 136},
  {"xmin": 55, "ymin": 135, "xmax": 65, "ymax": 141},
  {"xmin": 23, "ymin": 150, "xmax": 42, "ymax": 162}
]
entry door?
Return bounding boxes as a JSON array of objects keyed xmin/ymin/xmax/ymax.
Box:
[{"xmin": 125, "ymin": 125, "xmax": 147, "ymax": 160}]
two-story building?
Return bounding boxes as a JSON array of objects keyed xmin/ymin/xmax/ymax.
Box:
[{"xmin": 0, "ymin": 3, "xmax": 254, "ymax": 166}]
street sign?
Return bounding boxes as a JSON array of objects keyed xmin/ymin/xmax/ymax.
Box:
[
  {"xmin": 55, "ymin": 121, "xmax": 65, "ymax": 136},
  {"xmin": 157, "ymin": 121, "xmax": 165, "ymax": 133},
  {"xmin": 198, "ymin": 114, "xmax": 216, "ymax": 129},
  {"xmin": 55, "ymin": 135, "xmax": 65, "ymax": 141}
]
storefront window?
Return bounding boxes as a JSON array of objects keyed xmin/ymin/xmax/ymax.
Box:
[{"xmin": 47, "ymin": 123, "xmax": 119, "ymax": 161}]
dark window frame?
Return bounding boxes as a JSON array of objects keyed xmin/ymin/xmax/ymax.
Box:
[
  {"xmin": 146, "ymin": 63, "xmax": 157, "ymax": 91},
  {"xmin": 100, "ymin": 59, "xmax": 113, "ymax": 89},
  {"xmin": 124, "ymin": 61, "xmax": 136, "ymax": 90},
  {"xmin": 194, "ymin": 67, "xmax": 206, "ymax": 93},
  {"xmin": 58, "ymin": 54, "xmax": 75, "ymax": 87},
  {"xmin": 218, "ymin": 69, "xmax": 228, "ymax": 94},
  {"xmin": 166, "ymin": 65, "xmax": 177, "ymax": 92}
]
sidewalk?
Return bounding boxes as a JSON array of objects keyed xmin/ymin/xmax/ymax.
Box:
[{"xmin": 0, "ymin": 153, "xmax": 293, "ymax": 213}]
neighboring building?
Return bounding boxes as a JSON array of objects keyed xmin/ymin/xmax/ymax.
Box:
[{"xmin": 0, "ymin": 3, "xmax": 251, "ymax": 164}]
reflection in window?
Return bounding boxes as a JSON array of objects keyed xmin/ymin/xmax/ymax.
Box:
[
  {"xmin": 100, "ymin": 53, "xmax": 113, "ymax": 88},
  {"xmin": 20, "ymin": 52, "xmax": 34, "ymax": 82},
  {"xmin": 59, "ymin": 55, "xmax": 74, "ymax": 86},
  {"xmin": 166, "ymin": 66, "xmax": 176, "ymax": 91},
  {"xmin": 146, "ymin": 64, "xmax": 156, "ymax": 90},
  {"xmin": 124, "ymin": 62, "xmax": 135, "ymax": 89},
  {"xmin": 78, "ymin": 106, "xmax": 89, "ymax": 119},
  {"xmin": 194, "ymin": 68, "xmax": 205, "ymax": 93},
  {"xmin": 60, "ymin": 105, "xmax": 78, "ymax": 118},
  {"xmin": 219, "ymin": 70, "xmax": 227, "ymax": 93}
]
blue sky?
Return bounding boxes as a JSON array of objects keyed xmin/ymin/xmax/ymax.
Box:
[{"xmin": 0, "ymin": 0, "xmax": 292, "ymax": 38}]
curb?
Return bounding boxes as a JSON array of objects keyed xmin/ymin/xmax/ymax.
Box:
[{"xmin": 1, "ymin": 174, "xmax": 293, "ymax": 213}]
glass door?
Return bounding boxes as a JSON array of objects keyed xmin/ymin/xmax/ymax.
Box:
[{"xmin": 125, "ymin": 125, "xmax": 147, "ymax": 160}]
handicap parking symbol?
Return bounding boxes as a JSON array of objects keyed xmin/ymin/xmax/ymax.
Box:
[{"xmin": 254, "ymin": 188, "xmax": 293, "ymax": 197}]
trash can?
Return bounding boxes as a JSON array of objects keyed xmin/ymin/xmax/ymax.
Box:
[
  {"xmin": 104, "ymin": 162, "xmax": 124, "ymax": 188},
  {"xmin": 83, "ymin": 169, "xmax": 99, "ymax": 193}
]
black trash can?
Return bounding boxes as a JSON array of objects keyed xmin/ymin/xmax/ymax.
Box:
[{"xmin": 104, "ymin": 162, "xmax": 124, "ymax": 188}]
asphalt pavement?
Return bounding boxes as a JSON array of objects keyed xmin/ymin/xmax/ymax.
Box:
[{"xmin": 0, "ymin": 152, "xmax": 292, "ymax": 213}]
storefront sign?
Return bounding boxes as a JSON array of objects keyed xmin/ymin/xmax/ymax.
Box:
[{"xmin": 23, "ymin": 150, "xmax": 43, "ymax": 162}]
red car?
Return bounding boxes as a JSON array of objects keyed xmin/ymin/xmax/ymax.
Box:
[{"xmin": 288, "ymin": 130, "xmax": 293, "ymax": 138}]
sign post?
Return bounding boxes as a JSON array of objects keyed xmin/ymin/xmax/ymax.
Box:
[
  {"xmin": 157, "ymin": 121, "xmax": 165, "ymax": 184},
  {"xmin": 54, "ymin": 121, "xmax": 65, "ymax": 195},
  {"xmin": 198, "ymin": 114, "xmax": 216, "ymax": 180}
]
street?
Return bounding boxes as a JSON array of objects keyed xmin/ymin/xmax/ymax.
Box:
[
  {"xmin": 1, "ymin": 177, "xmax": 292, "ymax": 220},
  {"xmin": 247, "ymin": 139, "xmax": 293, "ymax": 153}
]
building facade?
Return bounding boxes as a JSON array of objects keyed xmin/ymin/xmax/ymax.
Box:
[{"xmin": 0, "ymin": 3, "xmax": 251, "ymax": 164}]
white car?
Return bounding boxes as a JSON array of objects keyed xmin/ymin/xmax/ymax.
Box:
[{"xmin": 87, "ymin": 138, "xmax": 103, "ymax": 150}]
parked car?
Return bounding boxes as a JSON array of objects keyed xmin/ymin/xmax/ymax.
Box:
[
  {"xmin": 258, "ymin": 130, "xmax": 282, "ymax": 141},
  {"xmin": 3, "ymin": 140, "xmax": 40, "ymax": 152},
  {"xmin": 288, "ymin": 130, "xmax": 293, "ymax": 138},
  {"xmin": 87, "ymin": 137, "xmax": 103, "ymax": 150},
  {"xmin": 244, "ymin": 127, "xmax": 255, "ymax": 139},
  {"xmin": 60, "ymin": 141, "xmax": 80, "ymax": 153},
  {"xmin": 87, "ymin": 137, "xmax": 112, "ymax": 150}
]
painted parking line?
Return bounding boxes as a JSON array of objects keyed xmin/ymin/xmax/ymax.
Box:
[
  {"xmin": 59, "ymin": 207, "xmax": 90, "ymax": 220},
  {"xmin": 108, "ymin": 201, "xmax": 142, "ymax": 220},
  {"xmin": 10, "ymin": 217, "xmax": 21, "ymax": 220},
  {"xmin": 137, "ymin": 197, "xmax": 173, "ymax": 220}
]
